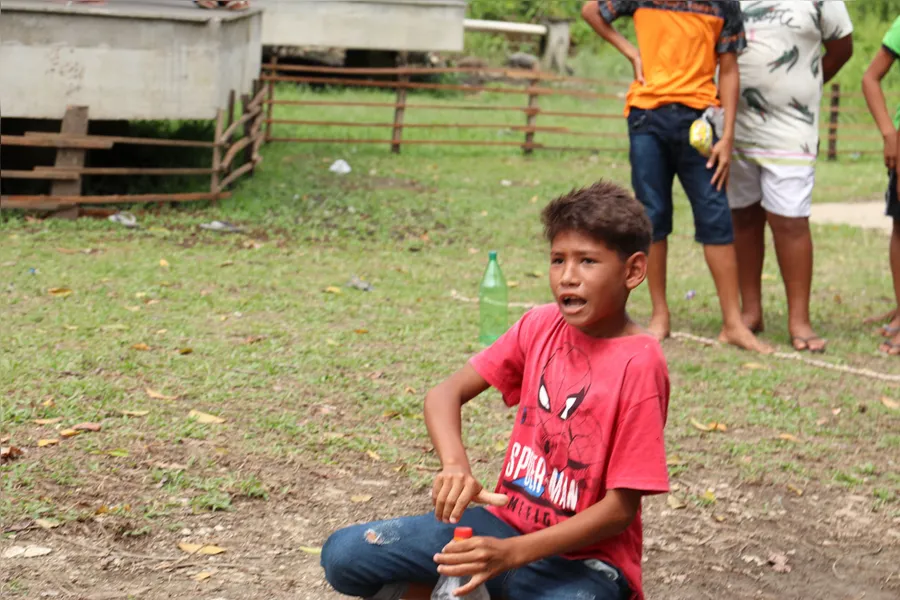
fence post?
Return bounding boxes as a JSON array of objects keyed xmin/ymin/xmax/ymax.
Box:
[
  {"xmin": 211, "ymin": 108, "xmax": 224, "ymax": 199},
  {"xmin": 391, "ymin": 75, "xmax": 408, "ymax": 154},
  {"xmin": 241, "ymin": 89, "xmax": 255, "ymax": 176},
  {"xmin": 827, "ymin": 83, "xmax": 840, "ymax": 161},
  {"xmin": 523, "ymin": 78, "xmax": 540, "ymax": 155},
  {"xmin": 266, "ymin": 55, "xmax": 277, "ymax": 142}
]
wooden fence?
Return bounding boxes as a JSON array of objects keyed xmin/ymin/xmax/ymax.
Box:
[
  {"xmin": 0, "ymin": 83, "xmax": 266, "ymax": 211},
  {"xmin": 260, "ymin": 63, "xmax": 883, "ymax": 160},
  {"xmin": 0, "ymin": 65, "xmax": 883, "ymax": 212}
]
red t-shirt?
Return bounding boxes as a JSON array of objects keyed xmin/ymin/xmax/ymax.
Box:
[{"xmin": 469, "ymin": 303, "xmax": 670, "ymax": 600}]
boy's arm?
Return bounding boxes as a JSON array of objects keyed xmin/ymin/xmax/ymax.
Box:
[
  {"xmin": 425, "ymin": 364, "xmax": 508, "ymax": 523},
  {"xmin": 708, "ymin": 51, "xmax": 739, "ymax": 191},
  {"xmin": 580, "ymin": 1, "xmax": 644, "ymax": 84},
  {"xmin": 862, "ymin": 47, "xmax": 898, "ymax": 171},
  {"xmin": 822, "ymin": 35, "xmax": 853, "ymax": 84},
  {"xmin": 435, "ymin": 488, "xmax": 642, "ymax": 595}
]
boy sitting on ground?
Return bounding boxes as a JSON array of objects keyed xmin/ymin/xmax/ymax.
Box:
[{"xmin": 321, "ymin": 180, "xmax": 670, "ymax": 600}]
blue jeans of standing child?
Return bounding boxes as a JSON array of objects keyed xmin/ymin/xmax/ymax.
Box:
[
  {"xmin": 627, "ymin": 103, "xmax": 734, "ymax": 245},
  {"xmin": 321, "ymin": 507, "xmax": 630, "ymax": 600}
]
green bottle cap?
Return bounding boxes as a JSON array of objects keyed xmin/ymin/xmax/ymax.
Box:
[{"xmin": 489, "ymin": 251, "xmax": 498, "ymax": 260}]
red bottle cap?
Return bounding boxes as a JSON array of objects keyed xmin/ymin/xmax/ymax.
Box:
[{"xmin": 453, "ymin": 527, "xmax": 473, "ymax": 540}]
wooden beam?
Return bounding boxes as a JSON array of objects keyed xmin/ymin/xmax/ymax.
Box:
[
  {"xmin": 1, "ymin": 169, "xmax": 79, "ymax": 181},
  {"xmin": 51, "ymin": 106, "xmax": 90, "ymax": 200}
]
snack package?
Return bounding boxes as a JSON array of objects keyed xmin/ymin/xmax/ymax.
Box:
[{"xmin": 689, "ymin": 106, "xmax": 724, "ymax": 157}]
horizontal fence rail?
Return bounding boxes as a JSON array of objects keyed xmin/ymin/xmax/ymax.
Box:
[
  {"xmin": 261, "ymin": 63, "xmax": 882, "ymax": 159},
  {"xmin": 1, "ymin": 83, "xmax": 266, "ymax": 210}
]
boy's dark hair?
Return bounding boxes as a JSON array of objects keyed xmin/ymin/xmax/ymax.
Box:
[{"xmin": 541, "ymin": 180, "xmax": 651, "ymax": 259}]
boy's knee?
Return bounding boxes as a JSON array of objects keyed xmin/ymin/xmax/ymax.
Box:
[{"xmin": 321, "ymin": 528, "xmax": 362, "ymax": 594}]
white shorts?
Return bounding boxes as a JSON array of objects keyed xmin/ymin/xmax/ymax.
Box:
[{"xmin": 727, "ymin": 159, "xmax": 815, "ymax": 218}]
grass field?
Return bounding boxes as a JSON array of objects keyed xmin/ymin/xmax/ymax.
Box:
[{"xmin": 1, "ymin": 85, "xmax": 899, "ymax": 599}]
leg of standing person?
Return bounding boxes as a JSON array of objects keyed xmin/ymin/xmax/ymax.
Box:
[
  {"xmin": 881, "ymin": 170, "xmax": 900, "ymax": 355},
  {"xmin": 756, "ymin": 165, "xmax": 826, "ymax": 352},
  {"xmin": 675, "ymin": 107, "xmax": 772, "ymax": 353},
  {"xmin": 728, "ymin": 158, "xmax": 767, "ymax": 332},
  {"xmin": 627, "ymin": 108, "xmax": 677, "ymax": 341}
]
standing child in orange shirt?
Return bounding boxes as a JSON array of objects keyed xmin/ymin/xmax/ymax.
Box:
[{"xmin": 582, "ymin": 0, "xmax": 771, "ymax": 354}]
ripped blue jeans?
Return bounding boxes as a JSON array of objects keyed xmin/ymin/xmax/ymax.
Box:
[{"xmin": 320, "ymin": 508, "xmax": 630, "ymax": 600}]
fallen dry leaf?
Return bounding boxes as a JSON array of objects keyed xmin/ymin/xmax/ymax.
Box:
[
  {"xmin": 37, "ymin": 439, "xmax": 59, "ymax": 448},
  {"xmin": 354, "ymin": 329, "xmax": 369, "ymax": 334},
  {"xmin": 35, "ymin": 519, "xmax": 60, "ymax": 530},
  {"xmin": 350, "ymin": 494, "xmax": 373, "ymax": 503},
  {"xmin": 366, "ymin": 450, "xmax": 381, "ymax": 461},
  {"xmin": 700, "ymin": 489, "xmax": 717, "ymax": 504},
  {"xmin": 742, "ymin": 362, "xmax": 768, "ymax": 371},
  {"xmin": 178, "ymin": 543, "xmax": 225, "ymax": 555},
  {"xmin": 777, "ymin": 433, "xmax": 800, "ymax": 443},
  {"xmin": 714, "ymin": 515, "xmax": 726, "ymax": 523},
  {"xmin": 188, "ymin": 410, "xmax": 225, "ymax": 424},
  {"xmin": 159, "ymin": 259, "xmax": 170, "ymax": 268},
  {"xmin": 832, "ymin": 408, "xmax": 842, "ymax": 416},
  {"xmin": 146, "ymin": 388, "xmax": 178, "ymax": 401},
  {"xmin": 404, "ymin": 386, "xmax": 417, "ymax": 395},
  {"xmin": 42, "ymin": 398, "xmax": 55, "ymax": 408},
  {"xmin": 326, "ymin": 339, "xmax": 338, "ymax": 346},
  {"xmin": 178, "ymin": 348, "xmax": 193, "ymax": 355},
  {"xmin": 508, "ymin": 280, "xmax": 520, "ymax": 288},
  {"xmin": 666, "ymin": 455, "xmax": 685, "ymax": 466},
  {"xmin": 667, "ymin": 494, "xmax": 687, "ymax": 510},
  {"xmin": 526, "ymin": 270, "xmax": 543, "ymax": 278},
  {"xmin": 193, "ymin": 571, "xmax": 213, "ymax": 582},
  {"xmin": 3, "ymin": 545, "xmax": 52, "ymax": 559},
  {"xmin": 48, "ymin": 287, "xmax": 73, "ymax": 298},
  {"xmin": 786, "ymin": 484, "xmax": 804, "ymax": 496},
  {"xmin": 33, "ymin": 417, "xmax": 62, "ymax": 425},
  {"xmin": 72, "ymin": 422, "xmax": 102, "ymax": 433},
  {"xmin": 220, "ymin": 260, "xmax": 234, "ymax": 267},
  {"xmin": 382, "ymin": 410, "xmax": 401, "ymax": 419},
  {"xmin": 131, "ymin": 343, "xmax": 151, "ymax": 351},
  {"xmin": 690, "ymin": 419, "xmax": 728, "ymax": 433},
  {"xmin": 60, "ymin": 429, "xmax": 80, "ymax": 438},
  {"xmin": 881, "ymin": 396, "xmax": 899, "ymax": 411},
  {"xmin": 243, "ymin": 335, "xmax": 265, "ymax": 345},
  {"xmin": 120, "ymin": 410, "xmax": 150, "ymax": 417},
  {"xmin": 299, "ymin": 546, "xmax": 322, "ymax": 555},
  {"xmin": 1, "ymin": 446, "xmax": 24, "ymax": 461},
  {"xmin": 324, "ymin": 286, "xmax": 343, "ymax": 295}
]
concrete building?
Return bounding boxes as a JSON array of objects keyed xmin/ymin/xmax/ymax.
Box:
[
  {"xmin": 256, "ymin": 0, "xmax": 466, "ymax": 52},
  {"xmin": 0, "ymin": 0, "xmax": 263, "ymax": 121}
]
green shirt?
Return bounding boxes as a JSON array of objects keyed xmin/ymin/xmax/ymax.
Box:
[{"xmin": 884, "ymin": 16, "xmax": 900, "ymax": 126}]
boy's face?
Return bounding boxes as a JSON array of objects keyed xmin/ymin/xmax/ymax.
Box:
[{"xmin": 549, "ymin": 230, "xmax": 647, "ymax": 336}]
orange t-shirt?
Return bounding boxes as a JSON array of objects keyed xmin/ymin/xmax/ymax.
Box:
[{"xmin": 597, "ymin": 1, "xmax": 746, "ymax": 115}]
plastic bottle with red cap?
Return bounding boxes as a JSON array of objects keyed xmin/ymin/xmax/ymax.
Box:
[{"xmin": 431, "ymin": 527, "xmax": 490, "ymax": 600}]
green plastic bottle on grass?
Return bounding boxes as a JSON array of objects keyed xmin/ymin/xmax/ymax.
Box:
[{"xmin": 478, "ymin": 250, "xmax": 508, "ymax": 346}]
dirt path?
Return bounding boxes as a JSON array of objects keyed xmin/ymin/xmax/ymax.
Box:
[
  {"xmin": 811, "ymin": 201, "xmax": 892, "ymax": 234},
  {"xmin": 4, "ymin": 458, "xmax": 898, "ymax": 600}
]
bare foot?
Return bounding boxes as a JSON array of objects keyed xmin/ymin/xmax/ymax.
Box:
[
  {"xmin": 863, "ymin": 307, "xmax": 897, "ymax": 326},
  {"xmin": 877, "ymin": 313, "xmax": 900, "ymax": 338},
  {"xmin": 719, "ymin": 323, "xmax": 773, "ymax": 354},
  {"xmin": 880, "ymin": 330, "xmax": 900, "ymax": 355},
  {"xmin": 742, "ymin": 312, "xmax": 764, "ymax": 334},
  {"xmin": 789, "ymin": 323, "xmax": 827, "ymax": 353}
]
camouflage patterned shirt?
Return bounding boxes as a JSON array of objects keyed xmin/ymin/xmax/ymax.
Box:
[{"xmin": 734, "ymin": 1, "xmax": 853, "ymax": 165}]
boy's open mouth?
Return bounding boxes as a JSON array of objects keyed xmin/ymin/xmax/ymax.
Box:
[{"xmin": 559, "ymin": 294, "xmax": 587, "ymax": 310}]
